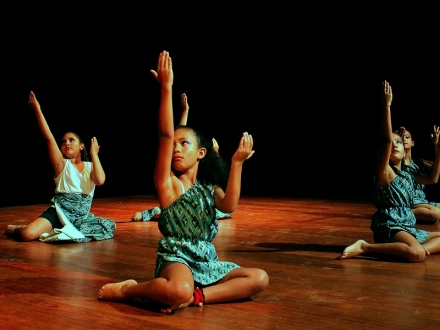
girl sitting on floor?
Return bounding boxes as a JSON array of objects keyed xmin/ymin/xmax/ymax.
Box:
[
  {"xmin": 99, "ymin": 50, "xmax": 268, "ymax": 313},
  {"xmin": 339, "ymin": 81, "xmax": 440, "ymax": 262},
  {"xmin": 5, "ymin": 91, "xmax": 115, "ymax": 243}
]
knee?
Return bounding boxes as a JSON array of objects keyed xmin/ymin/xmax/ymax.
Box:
[
  {"xmin": 424, "ymin": 207, "xmax": 440, "ymax": 221},
  {"xmin": 408, "ymin": 248, "xmax": 426, "ymax": 263},
  {"xmin": 168, "ymin": 281, "xmax": 193, "ymax": 305},
  {"xmin": 251, "ymin": 269, "xmax": 270, "ymax": 293},
  {"xmin": 19, "ymin": 226, "xmax": 36, "ymax": 242},
  {"xmin": 433, "ymin": 208, "xmax": 440, "ymax": 220}
]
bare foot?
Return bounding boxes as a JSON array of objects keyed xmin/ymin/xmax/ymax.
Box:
[
  {"xmin": 425, "ymin": 250, "xmax": 430, "ymax": 258},
  {"xmin": 98, "ymin": 279, "xmax": 138, "ymax": 300},
  {"xmin": 338, "ymin": 240, "xmax": 367, "ymax": 260},
  {"xmin": 4, "ymin": 225, "xmax": 22, "ymax": 236},
  {"xmin": 131, "ymin": 212, "xmax": 142, "ymax": 222},
  {"xmin": 160, "ymin": 295, "xmax": 194, "ymax": 314}
]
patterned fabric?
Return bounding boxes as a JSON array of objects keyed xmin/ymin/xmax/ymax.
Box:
[
  {"xmin": 405, "ymin": 159, "xmax": 438, "ymax": 206},
  {"xmin": 155, "ymin": 180, "xmax": 240, "ymax": 285},
  {"xmin": 140, "ymin": 207, "xmax": 231, "ymax": 221},
  {"xmin": 215, "ymin": 209, "xmax": 232, "ymax": 220},
  {"xmin": 371, "ymin": 168, "xmax": 429, "ymax": 243},
  {"xmin": 140, "ymin": 207, "xmax": 162, "ymax": 221},
  {"xmin": 39, "ymin": 193, "xmax": 116, "ymax": 243}
]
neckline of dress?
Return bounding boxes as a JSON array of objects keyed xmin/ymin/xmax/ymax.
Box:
[{"xmin": 69, "ymin": 159, "xmax": 85, "ymax": 174}]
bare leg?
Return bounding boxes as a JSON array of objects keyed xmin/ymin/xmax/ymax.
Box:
[
  {"xmin": 339, "ymin": 232, "xmax": 427, "ymax": 263},
  {"xmin": 99, "ymin": 263, "xmax": 195, "ymax": 314},
  {"xmin": 98, "ymin": 279, "xmax": 138, "ymax": 300},
  {"xmin": 203, "ymin": 268, "xmax": 269, "ymax": 304},
  {"xmin": 413, "ymin": 204, "xmax": 440, "ymax": 223},
  {"xmin": 338, "ymin": 240, "xmax": 368, "ymax": 259},
  {"xmin": 5, "ymin": 218, "xmax": 52, "ymax": 241}
]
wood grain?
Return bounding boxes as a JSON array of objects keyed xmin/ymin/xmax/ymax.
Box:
[{"xmin": 1, "ymin": 195, "xmax": 440, "ymax": 329}]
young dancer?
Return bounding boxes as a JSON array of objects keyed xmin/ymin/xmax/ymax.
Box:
[
  {"xmin": 131, "ymin": 93, "xmax": 232, "ymax": 222},
  {"xmin": 99, "ymin": 51, "xmax": 268, "ymax": 313},
  {"xmin": 4, "ymin": 91, "xmax": 115, "ymax": 243},
  {"xmin": 399, "ymin": 126, "xmax": 440, "ymax": 223},
  {"xmin": 339, "ymin": 81, "xmax": 440, "ymax": 262}
]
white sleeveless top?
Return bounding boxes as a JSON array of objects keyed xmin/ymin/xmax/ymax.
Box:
[{"xmin": 54, "ymin": 160, "xmax": 95, "ymax": 196}]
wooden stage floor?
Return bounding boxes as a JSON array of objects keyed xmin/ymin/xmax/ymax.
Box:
[{"xmin": 1, "ymin": 195, "xmax": 440, "ymax": 329}]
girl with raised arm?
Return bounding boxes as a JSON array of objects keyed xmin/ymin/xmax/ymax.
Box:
[
  {"xmin": 339, "ymin": 81, "xmax": 440, "ymax": 262},
  {"xmin": 399, "ymin": 126, "xmax": 440, "ymax": 223},
  {"xmin": 5, "ymin": 91, "xmax": 115, "ymax": 243},
  {"xmin": 99, "ymin": 51, "xmax": 268, "ymax": 313},
  {"xmin": 131, "ymin": 93, "xmax": 232, "ymax": 222}
]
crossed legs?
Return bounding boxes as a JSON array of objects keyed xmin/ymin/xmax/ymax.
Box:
[{"xmin": 98, "ymin": 263, "xmax": 269, "ymax": 313}]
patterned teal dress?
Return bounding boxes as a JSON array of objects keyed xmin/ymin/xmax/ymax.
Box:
[
  {"xmin": 405, "ymin": 159, "xmax": 439, "ymax": 206},
  {"xmin": 154, "ymin": 180, "xmax": 240, "ymax": 285},
  {"xmin": 371, "ymin": 167, "xmax": 429, "ymax": 243}
]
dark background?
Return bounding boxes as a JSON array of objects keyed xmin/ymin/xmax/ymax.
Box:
[{"xmin": 2, "ymin": 3, "xmax": 440, "ymax": 207}]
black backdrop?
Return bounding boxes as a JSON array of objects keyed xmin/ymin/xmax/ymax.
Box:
[{"xmin": 2, "ymin": 3, "xmax": 440, "ymax": 207}]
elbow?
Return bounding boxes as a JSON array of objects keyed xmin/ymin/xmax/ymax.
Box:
[
  {"xmin": 218, "ymin": 204, "xmax": 237, "ymax": 214},
  {"xmin": 427, "ymin": 175, "xmax": 439, "ymax": 184},
  {"xmin": 94, "ymin": 176, "xmax": 106, "ymax": 186},
  {"xmin": 220, "ymin": 207, "xmax": 235, "ymax": 214}
]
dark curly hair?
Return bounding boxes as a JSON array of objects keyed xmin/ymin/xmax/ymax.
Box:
[
  {"xmin": 60, "ymin": 131, "xmax": 90, "ymax": 161},
  {"xmin": 174, "ymin": 125, "xmax": 229, "ymax": 190}
]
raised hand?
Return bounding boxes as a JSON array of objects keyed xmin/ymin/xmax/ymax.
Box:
[
  {"xmin": 150, "ymin": 51, "xmax": 173, "ymax": 86},
  {"xmin": 178, "ymin": 93, "xmax": 189, "ymax": 126},
  {"xmin": 90, "ymin": 137, "xmax": 100, "ymax": 156},
  {"xmin": 28, "ymin": 91, "xmax": 41, "ymax": 111},
  {"xmin": 232, "ymin": 132, "xmax": 254, "ymax": 163},
  {"xmin": 399, "ymin": 126, "xmax": 407, "ymax": 137},
  {"xmin": 181, "ymin": 93, "xmax": 189, "ymax": 112},
  {"xmin": 382, "ymin": 80, "xmax": 392, "ymax": 106},
  {"xmin": 212, "ymin": 138, "xmax": 219, "ymax": 154},
  {"xmin": 431, "ymin": 125, "xmax": 440, "ymax": 148}
]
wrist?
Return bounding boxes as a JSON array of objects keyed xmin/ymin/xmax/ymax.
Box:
[{"xmin": 230, "ymin": 160, "xmax": 244, "ymax": 168}]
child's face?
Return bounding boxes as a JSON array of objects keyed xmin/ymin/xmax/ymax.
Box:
[
  {"xmin": 401, "ymin": 131, "xmax": 414, "ymax": 150},
  {"xmin": 172, "ymin": 128, "xmax": 205, "ymax": 172},
  {"xmin": 60, "ymin": 132, "xmax": 84, "ymax": 159},
  {"xmin": 390, "ymin": 133, "xmax": 405, "ymax": 163}
]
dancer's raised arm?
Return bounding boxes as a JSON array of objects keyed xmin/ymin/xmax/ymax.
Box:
[
  {"xmin": 375, "ymin": 80, "xmax": 396, "ymax": 187},
  {"xmin": 28, "ymin": 91, "xmax": 65, "ymax": 176},
  {"xmin": 416, "ymin": 132, "xmax": 440, "ymax": 185},
  {"xmin": 215, "ymin": 132, "xmax": 254, "ymax": 213},
  {"xmin": 150, "ymin": 51, "xmax": 176, "ymax": 206},
  {"xmin": 89, "ymin": 137, "xmax": 106, "ymax": 186}
]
